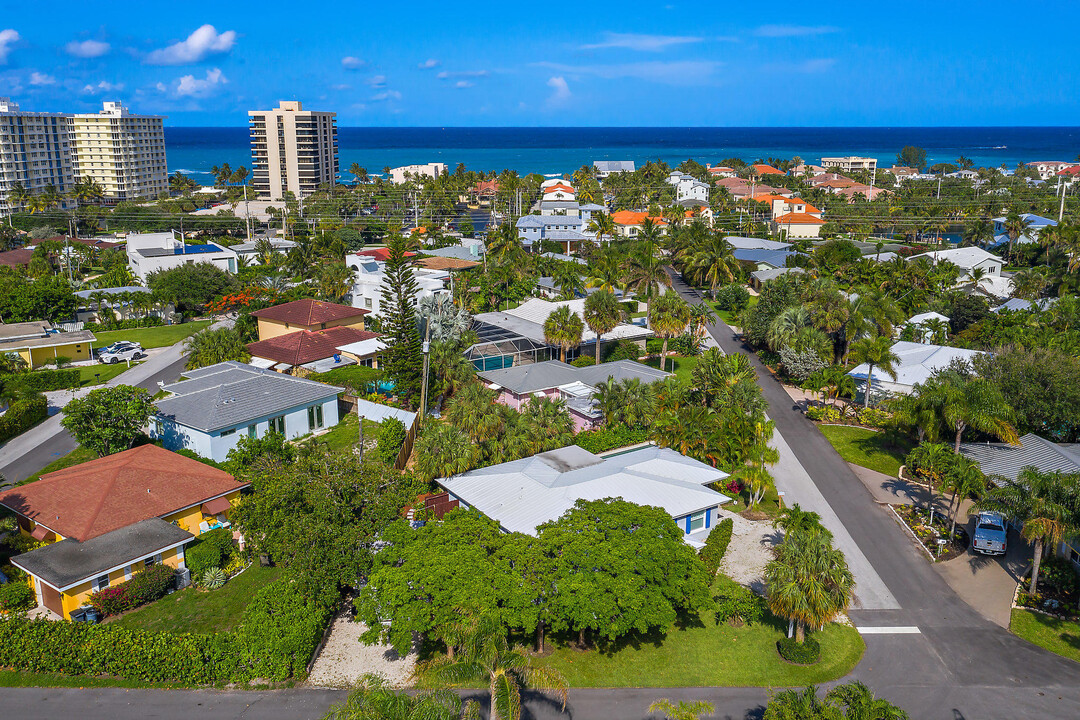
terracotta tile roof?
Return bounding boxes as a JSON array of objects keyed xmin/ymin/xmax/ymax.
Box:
[
  {"xmin": 543, "ymin": 183, "xmax": 575, "ymax": 194},
  {"xmin": 773, "ymin": 213, "xmax": 826, "ymax": 225},
  {"xmin": 247, "ymin": 325, "xmax": 380, "ymax": 366},
  {"xmin": 612, "ymin": 211, "xmax": 668, "ymax": 226},
  {"xmin": 353, "ymin": 248, "xmax": 418, "ymax": 262},
  {"xmin": 251, "ymin": 298, "xmax": 369, "ymax": 325},
  {"xmin": 753, "ymin": 164, "xmax": 784, "ymax": 175},
  {"xmin": 0, "ymin": 445, "xmax": 245, "ymax": 542},
  {"xmin": 709, "ymin": 166, "xmax": 735, "ymax": 173},
  {"xmin": 414, "ymin": 256, "xmax": 482, "ymax": 271},
  {"xmin": 0, "ymin": 248, "xmax": 32, "ymax": 267},
  {"xmin": 474, "ymin": 180, "xmax": 499, "ymax": 195}
]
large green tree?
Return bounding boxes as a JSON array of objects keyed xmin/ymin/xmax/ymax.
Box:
[
  {"xmin": 147, "ymin": 262, "xmax": 238, "ymax": 312},
  {"xmin": 765, "ymin": 525, "xmax": 854, "ymax": 644},
  {"xmin": 379, "ymin": 234, "xmax": 424, "ymax": 404},
  {"xmin": 650, "ymin": 292, "xmax": 691, "ymax": 373},
  {"xmin": 973, "ymin": 346, "xmax": 1080, "ymax": 443},
  {"xmin": 60, "ymin": 385, "xmax": 155, "ymax": 457}
]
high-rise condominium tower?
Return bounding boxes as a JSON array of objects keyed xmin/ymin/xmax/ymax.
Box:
[
  {"xmin": 248, "ymin": 101, "xmax": 338, "ymax": 201},
  {"xmin": 69, "ymin": 101, "xmax": 168, "ymax": 201}
]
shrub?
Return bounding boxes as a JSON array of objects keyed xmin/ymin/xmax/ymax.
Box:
[
  {"xmin": 0, "ymin": 581, "xmax": 35, "ymax": 612},
  {"xmin": 714, "ymin": 283, "xmax": 751, "ymax": 311},
  {"xmin": 231, "ymin": 579, "xmax": 332, "ymax": 682},
  {"xmin": 84, "ymin": 317, "xmax": 163, "ymax": 332},
  {"xmin": 669, "ymin": 333, "xmax": 704, "ymax": 357},
  {"xmin": 574, "ymin": 424, "xmax": 650, "ymax": 454},
  {"xmin": 1, "ymin": 563, "xmax": 27, "ymax": 582},
  {"xmin": 856, "ymin": 407, "xmax": 892, "ymax": 429},
  {"xmin": 1, "ymin": 368, "xmax": 80, "ymax": 393},
  {"xmin": 1036, "ymin": 557, "xmax": 1080, "ymax": 598},
  {"xmin": 88, "ymin": 585, "xmax": 133, "ymax": 616},
  {"xmin": 602, "ymin": 339, "xmax": 642, "ymax": 363},
  {"xmin": 724, "ymin": 479, "xmax": 744, "ymax": 495},
  {"xmin": 777, "ymin": 636, "xmax": 821, "ymax": 664},
  {"xmin": 377, "ymin": 418, "xmax": 407, "ymax": 465},
  {"xmin": 185, "ymin": 528, "xmax": 234, "ymax": 579},
  {"xmin": 201, "ymin": 567, "xmax": 226, "ymax": 590},
  {"xmin": 806, "ymin": 406, "xmax": 843, "ymax": 423},
  {"xmin": 88, "ymin": 565, "xmax": 177, "ymax": 616},
  {"xmin": 570, "ymin": 356, "xmax": 595, "ymax": 367},
  {"xmin": 715, "ymin": 585, "xmax": 766, "ymax": 626},
  {"xmin": 0, "ymin": 394, "xmax": 48, "ymax": 443},
  {"xmin": 779, "ymin": 347, "xmax": 826, "ymax": 382},
  {"xmin": 4, "ymin": 532, "xmax": 47, "ymax": 554},
  {"xmin": 700, "ymin": 518, "xmax": 734, "ymax": 576}
]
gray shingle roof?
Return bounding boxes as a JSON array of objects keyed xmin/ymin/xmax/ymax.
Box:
[
  {"xmin": 155, "ymin": 361, "xmax": 343, "ymax": 432},
  {"xmin": 479, "ymin": 359, "xmax": 669, "ymax": 395},
  {"xmin": 960, "ymin": 434, "xmax": 1080, "ymax": 483},
  {"xmin": 751, "ymin": 267, "xmax": 805, "ymax": 283},
  {"xmin": 516, "ymin": 215, "xmax": 582, "ymax": 229},
  {"xmin": 733, "ymin": 248, "xmax": 799, "ymax": 268},
  {"xmin": 12, "ymin": 519, "xmax": 192, "ymax": 590}
]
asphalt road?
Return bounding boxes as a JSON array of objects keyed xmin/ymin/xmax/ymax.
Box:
[{"xmin": 3, "ymin": 294, "xmax": 1080, "ymax": 718}]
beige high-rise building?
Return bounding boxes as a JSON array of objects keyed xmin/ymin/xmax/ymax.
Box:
[
  {"xmin": 248, "ymin": 101, "xmax": 338, "ymax": 201},
  {"xmin": 0, "ymin": 97, "xmax": 76, "ymax": 216},
  {"xmin": 69, "ymin": 101, "xmax": 168, "ymax": 202}
]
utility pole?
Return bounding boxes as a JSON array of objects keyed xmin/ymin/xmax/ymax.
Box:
[
  {"xmin": 1060, "ymin": 182, "xmax": 1068, "ymax": 223},
  {"xmin": 357, "ymin": 404, "xmax": 364, "ymax": 462},
  {"xmin": 243, "ymin": 184, "xmax": 252, "ymax": 241},
  {"xmin": 418, "ymin": 323, "xmax": 431, "ymax": 418}
]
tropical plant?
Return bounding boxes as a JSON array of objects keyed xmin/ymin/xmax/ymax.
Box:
[
  {"xmin": 183, "ymin": 327, "xmax": 251, "ymax": 370},
  {"xmin": 848, "ymin": 335, "xmax": 899, "ymax": 408},
  {"xmin": 582, "ymin": 289, "xmax": 623, "ymax": 364},
  {"xmin": 647, "ymin": 699, "xmax": 715, "ymax": 720},
  {"xmin": 976, "ymin": 468, "xmax": 1080, "ymax": 595},
  {"xmin": 765, "ymin": 526, "xmax": 854, "ymax": 644},
  {"xmin": 201, "ymin": 567, "xmax": 226, "ymax": 590},
  {"xmin": 920, "ymin": 369, "xmax": 1019, "ymax": 452},
  {"xmin": 543, "ymin": 305, "xmax": 584, "ymax": 363},
  {"xmin": 650, "ymin": 292, "xmax": 691, "ymax": 373},
  {"xmin": 322, "ymin": 674, "xmax": 480, "ymax": 720},
  {"xmin": 423, "ymin": 615, "xmax": 568, "ymax": 720}
]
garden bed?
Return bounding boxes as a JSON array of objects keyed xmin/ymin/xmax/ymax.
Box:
[
  {"xmin": 891, "ymin": 504, "xmax": 968, "ymax": 562},
  {"xmin": 1014, "ymin": 557, "xmax": 1080, "ymax": 619}
]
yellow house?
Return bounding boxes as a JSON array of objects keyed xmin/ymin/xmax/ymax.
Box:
[
  {"xmin": 0, "ymin": 444, "xmax": 247, "ymax": 620},
  {"xmin": 0, "ymin": 321, "xmax": 97, "ymax": 369},
  {"xmin": 250, "ymin": 298, "xmax": 369, "ymax": 341}
]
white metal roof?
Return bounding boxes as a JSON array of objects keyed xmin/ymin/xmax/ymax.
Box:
[
  {"xmin": 848, "ymin": 341, "xmax": 984, "ymax": 389},
  {"xmin": 439, "ymin": 444, "xmax": 729, "ymax": 536}
]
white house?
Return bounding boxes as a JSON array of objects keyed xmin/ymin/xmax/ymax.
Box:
[
  {"xmin": 907, "ymin": 247, "xmax": 1003, "ymax": 281},
  {"xmin": 592, "ymin": 160, "xmax": 635, "ymax": 178},
  {"xmin": 150, "ymin": 362, "xmax": 344, "ymax": 463},
  {"xmin": 667, "ymin": 171, "xmax": 710, "ymax": 204},
  {"xmin": 231, "ymin": 238, "xmax": 297, "ymax": 263},
  {"xmin": 991, "ymin": 213, "xmax": 1056, "ymax": 238},
  {"xmin": 388, "ymin": 163, "xmax": 447, "ymax": 183},
  {"xmin": 542, "ymin": 183, "xmax": 576, "ymax": 202},
  {"xmin": 1025, "ymin": 161, "xmax": 1079, "ymax": 182},
  {"xmin": 905, "ymin": 311, "xmax": 950, "ymax": 343},
  {"xmin": 346, "ymin": 251, "xmax": 451, "ymax": 316},
  {"xmin": 848, "ymin": 341, "xmax": 984, "ymax": 399},
  {"xmin": 438, "ymin": 444, "xmax": 730, "ymax": 546},
  {"xmin": 125, "ymin": 232, "xmax": 238, "ymax": 281}
]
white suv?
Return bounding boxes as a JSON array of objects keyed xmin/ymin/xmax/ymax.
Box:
[{"xmin": 97, "ymin": 341, "xmax": 146, "ymax": 364}]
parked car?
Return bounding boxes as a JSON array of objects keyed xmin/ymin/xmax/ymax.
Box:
[
  {"xmin": 972, "ymin": 511, "xmax": 1008, "ymax": 556},
  {"xmin": 97, "ymin": 341, "xmax": 146, "ymax": 364}
]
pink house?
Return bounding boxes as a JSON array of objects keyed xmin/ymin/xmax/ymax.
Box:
[{"xmin": 478, "ymin": 360, "xmax": 670, "ymax": 432}]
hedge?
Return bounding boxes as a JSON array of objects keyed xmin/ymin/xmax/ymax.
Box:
[
  {"xmin": 84, "ymin": 317, "xmax": 163, "ymax": 332},
  {"xmin": 777, "ymin": 636, "xmax": 821, "ymax": 664},
  {"xmin": 0, "ymin": 581, "xmax": 35, "ymax": 612},
  {"xmin": 700, "ymin": 518, "xmax": 734, "ymax": 576},
  {"xmin": 376, "ymin": 418, "xmax": 407, "ymax": 465},
  {"xmin": 2, "ymin": 368, "xmax": 81, "ymax": 393},
  {"xmin": 0, "ymin": 576, "xmax": 331, "ymax": 684},
  {"xmin": 0, "ymin": 394, "xmax": 48, "ymax": 443},
  {"xmin": 88, "ymin": 565, "xmax": 176, "ymax": 616},
  {"xmin": 574, "ymin": 424, "xmax": 650, "ymax": 455}
]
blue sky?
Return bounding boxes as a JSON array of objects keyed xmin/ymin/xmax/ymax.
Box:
[{"xmin": 1, "ymin": 1, "xmax": 1078, "ymax": 127}]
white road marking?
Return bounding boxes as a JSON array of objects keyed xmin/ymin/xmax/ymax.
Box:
[{"xmin": 856, "ymin": 626, "xmax": 922, "ymax": 634}]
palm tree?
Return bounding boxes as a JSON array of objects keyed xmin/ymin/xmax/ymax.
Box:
[
  {"xmin": 766, "ymin": 306, "xmax": 812, "ymax": 352},
  {"xmin": 920, "ymin": 317, "xmax": 950, "ymax": 344},
  {"xmin": 543, "ymin": 305, "xmax": 584, "ymax": 363},
  {"xmin": 961, "ymin": 219, "xmax": 993, "ymax": 248},
  {"xmin": 977, "ymin": 468, "xmax": 1080, "ymax": 595},
  {"xmin": 688, "ymin": 234, "xmax": 737, "ymax": 297},
  {"xmin": 586, "ymin": 211, "xmax": 616, "ymax": 244},
  {"xmin": 7, "ymin": 181, "xmax": 29, "ymax": 215},
  {"xmin": 625, "ymin": 242, "xmax": 672, "ymax": 314},
  {"xmin": 318, "ymin": 262, "xmax": 353, "ymax": 303},
  {"xmin": 322, "ymin": 673, "xmax": 479, "ymax": 720},
  {"xmin": 649, "ymin": 292, "xmax": 691, "ymax": 373},
  {"xmin": 582, "ymin": 290, "xmax": 623, "ymax": 364},
  {"xmin": 764, "ymin": 686, "xmax": 829, "ymax": 719},
  {"xmin": 1003, "ymin": 210, "xmax": 1033, "ymax": 260},
  {"xmin": 848, "ymin": 335, "xmax": 899, "ymax": 408},
  {"xmin": 944, "ymin": 456, "xmax": 985, "ymax": 540},
  {"xmin": 424, "ymin": 615, "xmax": 568, "ymax": 720},
  {"xmin": 183, "ymin": 327, "xmax": 251, "ymax": 369},
  {"xmin": 647, "ymin": 699, "xmax": 715, "ymax": 720},
  {"xmin": 824, "ymin": 681, "xmax": 910, "ymax": 719},
  {"xmin": 639, "ymin": 216, "xmax": 662, "ymax": 245},
  {"xmin": 687, "ymin": 303, "xmax": 717, "ymax": 341},
  {"xmin": 765, "ymin": 527, "xmax": 854, "ymax": 644},
  {"xmin": 923, "ymin": 373, "xmax": 1019, "ymax": 452},
  {"xmin": 414, "ymin": 422, "xmax": 476, "ymax": 481}
]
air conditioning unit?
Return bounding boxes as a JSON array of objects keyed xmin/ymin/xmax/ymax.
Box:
[{"xmin": 176, "ymin": 567, "xmax": 191, "ymax": 589}]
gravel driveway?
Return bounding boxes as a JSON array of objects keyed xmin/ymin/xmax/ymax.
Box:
[{"xmin": 307, "ymin": 609, "xmax": 416, "ymax": 689}]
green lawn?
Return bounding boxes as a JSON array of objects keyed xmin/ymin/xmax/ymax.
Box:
[
  {"xmin": 1011, "ymin": 608, "xmax": 1080, "ymax": 665},
  {"xmin": 644, "ymin": 355, "xmax": 698, "ymax": 383},
  {"xmin": 91, "ymin": 320, "xmax": 212, "ymax": 350},
  {"xmin": 76, "ymin": 361, "xmax": 133, "ymax": 386},
  {"xmin": 819, "ymin": 425, "xmax": 913, "ymax": 477},
  {"xmin": 109, "ymin": 565, "xmax": 280, "ymax": 635},
  {"xmin": 303, "ymin": 412, "xmax": 382, "ymax": 454},
  {"xmin": 714, "ymin": 294, "xmax": 758, "ymax": 327},
  {"xmin": 0, "ymin": 670, "xmax": 186, "ymax": 690},
  {"xmin": 534, "ymin": 576, "xmax": 864, "ymax": 687}
]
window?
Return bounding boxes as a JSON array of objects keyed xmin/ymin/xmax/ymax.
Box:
[
  {"xmin": 269, "ymin": 415, "xmax": 285, "ymax": 434},
  {"xmin": 220, "ymin": 428, "xmax": 235, "ymax": 437},
  {"xmin": 689, "ymin": 511, "xmax": 706, "ymax": 532},
  {"xmin": 93, "ymin": 574, "xmax": 110, "ymax": 591},
  {"xmin": 153, "ymin": 418, "xmax": 163, "ymax": 436},
  {"xmin": 248, "ymin": 424, "xmax": 257, "ymax": 438},
  {"xmin": 124, "ymin": 565, "xmax": 132, "ymax": 580},
  {"xmin": 308, "ymin": 404, "xmax": 324, "ymax": 430},
  {"xmin": 364, "ymin": 297, "xmax": 373, "ymax": 309}
]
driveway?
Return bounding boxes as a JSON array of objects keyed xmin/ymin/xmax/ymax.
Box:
[{"xmin": 935, "ymin": 522, "xmax": 1029, "ymax": 628}]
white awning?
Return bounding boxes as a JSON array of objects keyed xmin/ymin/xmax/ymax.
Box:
[
  {"xmin": 336, "ymin": 338, "xmax": 388, "ymax": 358},
  {"xmin": 248, "ymin": 356, "xmax": 276, "ymax": 369}
]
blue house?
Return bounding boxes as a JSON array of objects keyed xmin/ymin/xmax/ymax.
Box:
[
  {"xmin": 437, "ymin": 444, "xmax": 731, "ymax": 547},
  {"xmin": 150, "ymin": 362, "xmax": 344, "ymax": 463}
]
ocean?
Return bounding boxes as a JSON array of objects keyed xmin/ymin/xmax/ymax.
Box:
[{"xmin": 164, "ymin": 126, "xmax": 1080, "ymax": 184}]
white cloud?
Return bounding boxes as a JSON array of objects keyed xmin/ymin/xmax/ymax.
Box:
[
  {"xmin": 65, "ymin": 39, "xmax": 110, "ymax": 58},
  {"xmin": 546, "ymin": 76, "xmax": 571, "ymax": 107},
  {"xmin": 754, "ymin": 25, "xmax": 839, "ymax": 38},
  {"xmin": 455, "ymin": 80, "xmax": 473, "ymax": 89},
  {"xmin": 341, "ymin": 56, "xmax": 364, "ymax": 70},
  {"xmin": 580, "ymin": 32, "xmax": 702, "ymax": 52},
  {"xmin": 176, "ymin": 67, "xmax": 227, "ymax": 97},
  {"xmin": 796, "ymin": 58, "xmax": 836, "ymax": 73},
  {"xmin": 367, "ymin": 74, "xmax": 387, "ymax": 88},
  {"xmin": 371, "ymin": 90, "xmax": 402, "ymax": 102},
  {"xmin": 155, "ymin": 81, "xmax": 167, "ymax": 92},
  {"xmin": 0, "ymin": 29, "xmax": 19, "ymax": 64},
  {"xmin": 534, "ymin": 60, "xmax": 719, "ymax": 86},
  {"xmin": 418, "ymin": 58, "xmax": 439, "ymax": 69},
  {"xmin": 29, "ymin": 72, "xmax": 55, "ymax": 86},
  {"xmin": 437, "ymin": 69, "xmax": 489, "ymax": 79},
  {"xmin": 331, "ymin": 83, "xmax": 351, "ymax": 91},
  {"xmin": 146, "ymin": 25, "xmax": 236, "ymax": 65},
  {"xmin": 82, "ymin": 80, "xmax": 124, "ymax": 95}
]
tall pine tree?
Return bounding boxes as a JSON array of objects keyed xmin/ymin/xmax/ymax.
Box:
[{"xmin": 379, "ymin": 234, "xmax": 423, "ymax": 405}]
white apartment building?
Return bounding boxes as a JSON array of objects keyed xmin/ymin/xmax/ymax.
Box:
[
  {"xmin": 69, "ymin": 102, "xmax": 168, "ymax": 201},
  {"xmin": 126, "ymin": 231, "xmax": 238, "ymax": 281},
  {"xmin": 249, "ymin": 101, "xmax": 338, "ymax": 201},
  {"xmin": 388, "ymin": 162, "xmax": 448, "ymax": 184},
  {"xmin": 345, "ymin": 252, "xmax": 451, "ymax": 316},
  {"xmin": 0, "ymin": 98, "xmax": 76, "ymax": 216},
  {"xmin": 821, "ymin": 156, "xmax": 878, "ymax": 173},
  {"xmin": 666, "ymin": 171, "xmax": 710, "ymax": 204}
]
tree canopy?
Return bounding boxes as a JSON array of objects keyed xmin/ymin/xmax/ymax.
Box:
[{"xmin": 60, "ymin": 385, "xmax": 155, "ymax": 457}]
